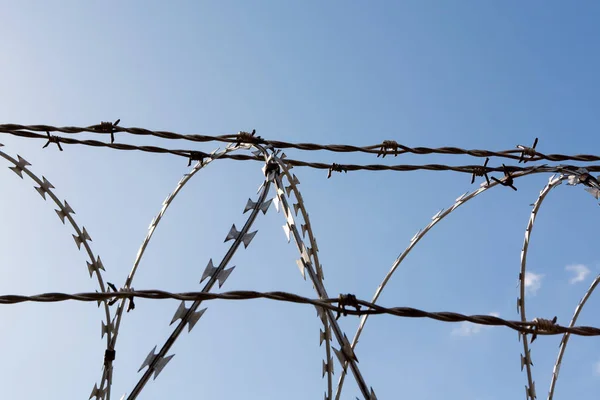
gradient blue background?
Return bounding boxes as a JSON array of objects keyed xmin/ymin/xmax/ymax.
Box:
[{"xmin": 0, "ymin": 2, "xmax": 599, "ymax": 399}]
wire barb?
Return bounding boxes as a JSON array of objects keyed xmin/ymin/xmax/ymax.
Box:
[
  {"xmin": 93, "ymin": 119, "xmax": 120, "ymax": 143},
  {"xmin": 327, "ymin": 163, "xmax": 347, "ymax": 179},
  {"xmin": 236, "ymin": 129, "xmax": 262, "ymax": 146},
  {"xmin": 490, "ymin": 164, "xmax": 518, "ymax": 191},
  {"xmin": 531, "ymin": 316, "xmax": 558, "ymax": 343},
  {"xmin": 470, "ymin": 157, "xmax": 490, "ymax": 185},
  {"xmin": 42, "ymin": 131, "xmax": 63, "ymax": 151},
  {"xmin": 336, "ymin": 294, "xmax": 362, "ymax": 320},
  {"xmin": 377, "ymin": 140, "xmax": 399, "ymax": 158},
  {"xmin": 517, "ymin": 138, "xmax": 538, "ymax": 163}
]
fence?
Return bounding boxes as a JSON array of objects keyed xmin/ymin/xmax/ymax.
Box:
[{"xmin": 1, "ymin": 123, "xmax": 599, "ymax": 399}]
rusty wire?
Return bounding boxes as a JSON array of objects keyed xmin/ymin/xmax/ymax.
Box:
[
  {"xmin": 4, "ymin": 127, "xmax": 600, "ymax": 176},
  {"xmin": 0, "ymin": 289, "xmax": 597, "ymax": 337},
  {"xmin": 4, "ymin": 123, "xmax": 600, "ymax": 164}
]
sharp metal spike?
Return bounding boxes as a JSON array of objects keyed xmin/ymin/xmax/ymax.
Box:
[
  {"xmin": 187, "ymin": 308, "xmax": 207, "ymax": 332},
  {"xmin": 217, "ymin": 266, "xmax": 235, "ymax": 288},
  {"xmin": 293, "ymin": 203, "xmax": 301, "ymax": 216},
  {"xmin": 332, "ymin": 347, "xmax": 346, "ymax": 369},
  {"xmin": 162, "ymin": 193, "xmax": 173, "ymax": 206},
  {"xmin": 34, "ymin": 177, "xmax": 55, "ymax": 200},
  {"xmin": 55, "ymin": 201, "xmax": 75, "ymax": 224},
  {"xmin": 285, "ymin": 185, "xmax": 294, "ymax": 196},
  {"xmin": 290, "ymin": 174, "xmax": 300, "ymax": 185},
  {"xmin": 301, "ymin": 246, "xmax": 311, "ymax": 264},
  {"xmin": 585, "ymin": 187, "xmax": 600, "ymax": 199},
  {"xmin": 322, "ymin": 358, "xmax": 333, "ymax": 377},
  {"xmin": 95, "ymin": 290, "xmax": 103, "ymax": 307},
  {"xmin": 153, "ymin": 354, "xmax": 175, "ymax": 379},
  {"xmin": 170, "ymin": 301, "xmax": 188, "ymax": 325},
  {"xmin": 432, "ymin": 209, "xmax": 444, "ymax": 220},
  {"xmin": 200, "ymin": 259, "xmax": 216, "ymax": 284},
  {"xmin": 273, "ymin": 195, "xmax": 281, "ymax": 212},
  {"xmin": 312, "ymin": 240, "xmax": 319, "ymax": 253},
  {"xmin": 241, "ymin": 231, "xmax": 258, "ymax": 248},
  {"xmin": 243, "ymin": 199, "xmax": 256, "ymax": 214},
  {"xmin": 89, "ymin": 383, "xmax": 105, "ymax": 400},
  {"xmin": 101, "ymin": 320, "xmax": 114, "ymax": 339},
  {"xmin": 320, "ymin": 329, "xmax": 327, "ymax": 346},
  {"xmin": 8, "ymin": 155, "xmax": 31, "ymax": 178},
  {"xmin": 251, "ymin": 149, "xmax": 262, "ymax": 157},
  {"xmin": 87, "ymin": 257, "xmax": 105, "ymax": 277},
  {"xmin": 82, "ymin": 227, "xmax": 92, "ymax": 241},
  {"xmin": 296, "ymin": 259, "xmax": 306, "ymax": 280},
  {"xmin": 370, "ymin": 388, "xmax": 377, "ymax": 400},
  {"xmin": 410, "ymin": 230, "xmax": 421, "ymax": 243},
  {"xmin": 455, "ymin": 192, "xmax": 469, "ymax": 202},
  {"xmin": 138, "ymin": 346, "xmax": 157, "ymax": 372},
  {"xmin": 283, "ymin": 224, "xmax": 291, "ymax": 243},
  {"xmin": 260, "ymin": 199, "xmax": 272, "ymax": 214},
  {"xmin": 225, "ymin": 224, "xmax": 240, "ymax": 242},
  {"xmin": 301, "ymin": 224, "xmax": 308, "ymax": 238}
]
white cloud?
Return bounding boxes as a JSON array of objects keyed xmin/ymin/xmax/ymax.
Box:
[
  {"xmin": 524, "ymin": 271, "xmax": 543, "ymax": 295},
  {"xmin": 452, "ymin": 312, "xmax": 500, "ymax": 337},
  {"xmin": 566, "ymin": 264, "xmax": 590, "ymax": 284}
]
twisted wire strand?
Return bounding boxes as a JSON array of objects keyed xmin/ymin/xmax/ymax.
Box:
[
  {"xmin": 334, "ymin": 167, "xmax": 543, "ymax": 399},
  {"xmin": 3, "ymin": 289, "xmax": 600, "ymax": 336},
  {"xmin": 6, "ymin": 128, "xmax": 600, "ymax": 177},
  {"xmin": 7, "ymin": 123, "xmax": 600, "ymax": 163},
  {"xmin": 275, "ymin": 158, "xmax": 334, "ymax": 400},
  {"xmin": 518, "ymin": 174, "xmax": 566, "ymax": 400},
  {"xmin": 127, "ymin": 146, "xmax": 273, "ymax": 400},
  {"xmin": 98, "ymin": 144, "xmax": 248, "ymax": 400}
]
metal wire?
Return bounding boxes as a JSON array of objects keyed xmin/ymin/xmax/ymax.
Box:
[
  {"xmin": 4, "ymin": 124, "xmax": 600, "ymax": 399},
  {"xmin": 5, "ymin": 127, "xmax": 600, "ymax": 177},
  {"xmin": 5, "ymin": 123, "xmax": 600, "ymax": 163},
  {"xmin": 1, "ymin": 289, "xmax": 599, "ymax": 336}
]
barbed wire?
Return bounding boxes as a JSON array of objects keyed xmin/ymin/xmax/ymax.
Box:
[
  {"xmin": 4, "ymin": 123, "xmax": 600, "ymax": 164},
  {"xmin": 4, "ymin": 128, "xmax": 600, "ymax": 178},
  {"xmin": 1, "ymin": 289, "xmax": 597, "ymax": 337},
  {"xmin": 3, "ymin": 124, "xmax": 600, "ymax": 399}
]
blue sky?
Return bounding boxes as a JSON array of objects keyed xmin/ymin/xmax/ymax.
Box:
[{"xmin": 1, "ymin": 1, "xmax": 600, "ymax": 399}]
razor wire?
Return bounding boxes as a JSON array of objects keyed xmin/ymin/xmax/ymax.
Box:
[{"xmin": 2, "ymin": 125, "xmax": 600, "ymax": 400}]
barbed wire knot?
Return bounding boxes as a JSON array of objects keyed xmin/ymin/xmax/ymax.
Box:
[
  {"xmin": 187, "ymin": 151, "xmax": 209, "ymax": 167},
  {"xmin": 517, "ymin": 138, "xmax": 538, "ymax": 163},
  {"xmin": 377, "ymin": 140, "xmax": 399, "ymax": 158},
  {"xmin": 531, "ymin": 316, "xmax": 558, "ymax": 343},
  {"xmin": 470, "ymin": 157, "xmax": 490, "ymax": 185},
  {"xmin": 42, "ymin": 131, "xmax": 63, "ymax": 151},
  {"xmin": 94, "ymin": 119, "xmax": 120, "ymax": 143},
  {"xmin": 236, "ymin": 129, "xmax": 263, "ymax": 146},
  {"xmin": 491, "ymin": 164, "xmax": 518, "ymax": 191},
  {"xmin": 336, "ymin": 293, "xmax": 361, "ymax": 320},
  {"xmin": 327, "ymin": 163, "xmax": 347, "ymax": 179},
  {"xmin": 105, "ymin": 282, "xmax": 135, "ymax": 311}
]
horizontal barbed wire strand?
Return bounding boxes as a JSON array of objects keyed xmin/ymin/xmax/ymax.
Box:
[
  {"xmin": 2, "ymin": 129, "xmax": 600, "ymax": 175},
  {"xmin": 1, "ymin": 289, "xmax": 598, "ymax": 337},
  {"xmin": 4, "ymin": 123, "xmax": 600, "ymax": 163}
]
